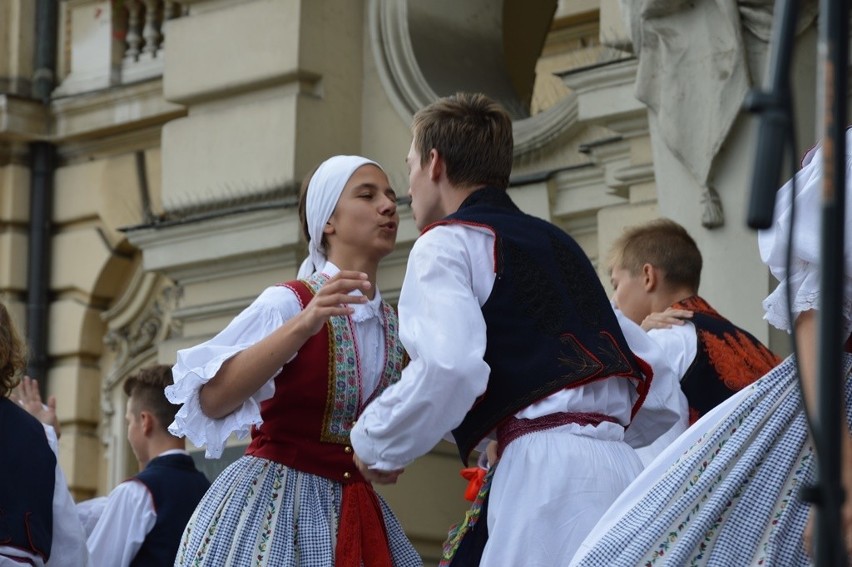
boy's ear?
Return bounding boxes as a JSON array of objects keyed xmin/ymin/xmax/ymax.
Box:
[
  {"xmin": 140, "ymin": 410, "xmax": 155, "ymax": 436},
  {"xmin": 642, "ymin": 263, "xmax": 659, "ymax": 292},
  {"xmin": 427, "ymin": 149, "xmax": 443, "ymax": 181}
]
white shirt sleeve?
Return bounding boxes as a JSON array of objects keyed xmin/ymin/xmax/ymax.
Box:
[
  {"xmin": 647, "ymin": 323, "xmax": 698, "ymax": 380},
  {"xmin": 165, "ymin": 285, "xmax": 302, "ymax": 458},
  {"xmin": 37, "ymin": 422, "xmax": 92, "ymax": 567},
  {"xmin": 87, "ymin": 480, "xmax": 157, "ymax": 567},
  {"xmin": 758, "ymin": 130, "xmax": 852, "ymax": 336},
  {"xmin": 351, "ymin": 226, "xmax": 493, "ymax": 470},
  {"xmin": 613, "ymin": 309, "xmax": 686, "ymax": 450}
]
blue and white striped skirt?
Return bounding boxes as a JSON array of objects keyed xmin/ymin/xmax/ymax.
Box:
[
  {"xmin": 572, "ymin": 353, "xmax": 852, "ymax": 566},
  {"xmin": 175, "ymin": 455, "xmax": 423, "ymax": 566}
]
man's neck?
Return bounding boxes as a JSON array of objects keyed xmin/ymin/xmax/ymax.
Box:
[{"xmin": 442, "ymin": 183, "xmax": 481, "ymax": 215}]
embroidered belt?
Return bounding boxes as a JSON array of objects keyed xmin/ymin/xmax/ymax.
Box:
[{"xmin": 496, "ymin": 411, "xmax": 620, "ymax": 457}]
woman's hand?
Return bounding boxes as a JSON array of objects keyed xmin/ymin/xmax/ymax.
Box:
[
  {"xmin": 295, "ymin": 271, "xmax": 372, "ymax": 337},
  {"xmin": 641, "ymin": 308, "xmax": 693, "ymax": 331},
  {"xmin": 200, "ymin": 271, "xmax": 374, "ymax": 419}
]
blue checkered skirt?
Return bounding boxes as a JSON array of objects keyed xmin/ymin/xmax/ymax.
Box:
[
  {"xmin": 174, "ymin": 455, "xmax": 423, "ymax": 566},
  {"xmin": 574, "ymin": 353, "xmax": 852, "ymax": 567}
]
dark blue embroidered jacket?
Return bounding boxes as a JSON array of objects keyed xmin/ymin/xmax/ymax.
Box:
[
  {"xmin": 426, "ymin": 187, "xmax": 650, "ymax": 463},
  {"xmin": 0, "ymin": 397, "xmax": 55, "ymax": 561}
]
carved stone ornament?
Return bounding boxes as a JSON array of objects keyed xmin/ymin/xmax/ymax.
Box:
[
  {"xmin": 701, "ymin": 185, "xmax": 725, "ymax": 229},
  {"xmin": 100, "ymin": 269, "xmax": 181, "ymax": 446}
]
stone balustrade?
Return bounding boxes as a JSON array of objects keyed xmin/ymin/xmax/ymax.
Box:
[
  {"xmin": 120, "ymin": 0, "xmax": 184, "ymax": 83},
  {"xmin": 55, "ymin": 0, "xmax": 184, "ymax": 96}
]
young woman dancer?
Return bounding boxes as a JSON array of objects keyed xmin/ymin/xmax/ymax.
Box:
[{"xmin": 167, "ymin": 155, "xmax": 422, "ymax": 566}]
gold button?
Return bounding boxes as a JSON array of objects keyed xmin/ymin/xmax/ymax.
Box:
[
  {"xmin": 343, "ymin": 472, "xmax": 352, "ymax": 480},
  {"xmin": 344, "ymin": 446, "xmax": 353, "ymax": 454}
]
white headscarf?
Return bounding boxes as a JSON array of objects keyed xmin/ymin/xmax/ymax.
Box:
[{"xmin": 297, "ymin": 155, "xmax": 382, "ymax": 278}]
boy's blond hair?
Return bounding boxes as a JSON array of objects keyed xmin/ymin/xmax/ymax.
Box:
[{"xmin": 608, "ymin": 218, "xmax": 702, "ymax": 292}]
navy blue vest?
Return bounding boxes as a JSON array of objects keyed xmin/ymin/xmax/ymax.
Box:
[
  {"xmin": 129, "ymin": 453, "xmax": 210, "ymax": 567},
  {"xmin": 428, "ymin": 187, "xmax": 650, "ymax": 463},
  {"xmin": 672, "ymin": 296, "xmax": 780, "ymax": 421},
  {"xmin": 0, "ymin": 397, "xmax": 55, "ymax": 561}
]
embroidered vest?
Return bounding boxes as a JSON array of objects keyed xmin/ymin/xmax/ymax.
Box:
[
  {"xmin": 246, "ymin": 274, "xmax": 405, "ymax": 482},
  {"xmin": 0, "ymin": 398, "xmax": 55, "ymax": 561},
  {"xmin": 426, "ymin": 187, "xmax": 652, "ymax": 464},
  {"xmin": 130, "ymin": 453, "xmax": 210, "ymax": 567},
  {"xmin": 672, "ymin": 295, "xmax": 780, "ymax": 422}
]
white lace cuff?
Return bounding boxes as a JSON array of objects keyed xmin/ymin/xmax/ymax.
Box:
[
  {"xmin": 166, "ymin": 355, "xmax": 277, "ymax": 459},
  {"xmin": 763, "ymin": 262, "xmax": 852, "ymax": 339}
]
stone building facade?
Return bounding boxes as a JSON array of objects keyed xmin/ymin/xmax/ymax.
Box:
[{"xmin": 0, "ymin": 0, "xmax": 829, "ymax": 560}]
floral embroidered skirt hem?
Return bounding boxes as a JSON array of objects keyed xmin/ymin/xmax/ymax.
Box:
[
  {"xmin": 572, "ymin": 354, "xmax": 852, "ymax": 567},
  {"xmin": 174, "ymin": 455, "xmax": 423, "ymax": 567}
]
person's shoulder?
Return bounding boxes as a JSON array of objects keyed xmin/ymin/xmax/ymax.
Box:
[
  {"xmin": 648, "ymin": 321, "xmax": 697, "ymax": 343},
  {"xmin": 106, "ymin": 478, "xmax": 151, "ymax": 506},
  {"xmin": 420, "ymin": 220, "xmax": 495, "ymax": 241},
  {"xmin": 2, "ymin": 399, "xmax": 51, "ymax": 441},
  {"xmin": 248, "ymin": 283, "xmax": 301, "ymax": 311},
  {"xmin": 414, "ymin": 222, "xmax": 493, "ymax": 256}
]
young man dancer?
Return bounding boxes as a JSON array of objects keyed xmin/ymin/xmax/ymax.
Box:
[{"xmin": 351, "ymin": 92, "xmax": 676, "ymax": 565}]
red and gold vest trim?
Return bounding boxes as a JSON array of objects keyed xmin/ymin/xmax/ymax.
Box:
[{"xmin": 245, "ymin": 274, "xmax": 405, "ymax": 483}]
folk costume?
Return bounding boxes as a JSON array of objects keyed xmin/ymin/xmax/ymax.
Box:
[
  {"xmin": 87, "ymin": 450, "xmax": 210, "ymax": 567},
  {"xmin": 0, "ymin": 400, "xmax": 90, "ymax": 567},
  {"xmin": 670, "ymin": 295, "xmax": 780, "ymax": 422},
  {"xmin": 166, "ymin": 156, "xmax": 421, "ymax": 567},
  {"xmin": 636, "ymin": 295, "xmax": 780, "ymax": 465},
  {"xmin": 571, "ymin": 131, "xmax": 852, "ymax": 567},
  {"xmin": 352, "ymin": 187, "xmax": 682, "ymax": 566}
]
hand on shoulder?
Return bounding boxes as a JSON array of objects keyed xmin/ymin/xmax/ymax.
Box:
[{"xmin": 641, "ymin": 308, "xmax": 693, "ymax": 332}]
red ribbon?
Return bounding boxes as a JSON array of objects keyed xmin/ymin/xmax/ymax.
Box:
[
  {"xmin": 335, "ymin": 482, "xmax": 393, "ymax": 567},
  {"xmin": 460, "ymin": 467, "xmax": 487, "ymax": 502}
]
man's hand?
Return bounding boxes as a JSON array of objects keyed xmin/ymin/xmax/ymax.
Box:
[
  {"xmin": 353, "ymin": 453, "xmax": 404, "ymax": 485},
  {"xmin": 641, "ymin": 308, "xmax": 693, "ymax": 331},
  {"xmin": 10, "ymin": 376, "xmax": 61, "ymax": 438}
]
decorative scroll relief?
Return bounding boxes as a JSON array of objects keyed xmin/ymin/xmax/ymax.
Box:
[{"xmin": 101, "ymin": 269, "xmax": 181, "ymax": 449}]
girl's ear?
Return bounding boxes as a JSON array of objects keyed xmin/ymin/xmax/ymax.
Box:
[{"xmin": 323, "ymin": 217, "xmax": 335, "ymax": 236}]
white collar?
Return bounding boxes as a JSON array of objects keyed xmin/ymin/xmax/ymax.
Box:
[{"xmin": 319, "ymin": 261, "xmax": 383, "ymax": 322}]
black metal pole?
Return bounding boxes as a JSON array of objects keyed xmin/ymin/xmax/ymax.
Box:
[
  {"xmin": 25, "ymin": 143, "xmax": 55, "ymax": 385},
  {"xmin": 812, "ymin": 0, "xmax": 848, "ymax": 564},
  {"xmin": 26, "ymin": 0, "xmax": 58, "ymax": 387},
  {"xmin": 746, "ymin": 1, "xmax": 849, "ymax": 564},
  {"xmin": 743, "ymin": 0, "xmax": 798, "ymax": 230}
]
